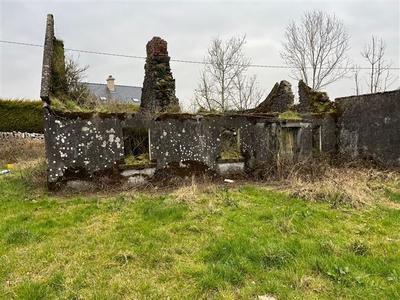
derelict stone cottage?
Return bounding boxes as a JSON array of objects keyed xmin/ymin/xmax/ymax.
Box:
[{"xmin": 39, "ymin": 14, "xmax": 400, "ymax": 189}]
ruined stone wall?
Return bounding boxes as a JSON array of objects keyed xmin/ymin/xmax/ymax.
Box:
[
  {"xmin": 293, "ymin": 122, "xmax": 313, "ymax": 159},
  {"xmin": 40, "ymin": 14, "xmax": 68, "ymax": 104},
  {"xmin": 298, "ymin": 80, "xmax": 333, "ymax": 114},
  {"xmin": 140, "ymin": 37, "xmax": 179, "ymax": 114},
  {"xmin": 44, "ymin": 109, "xmax": 127, "ymax": 185},
  {"xmin": 252, "ymin": 80, "xmax": 294, "ymax": 113},
  {"xmin": 150, "ymin": 115, "xmax": 272, "ymax": 173},
  {"xmin": 336, "ymin": 90, "xmax": 400, "ymax": 166},
  {"xmin": 43, "ymin": 107, "xmax": 315, "ymax": 186},
  {"xmin": 151, "ymin": 115, "xmax": 221, "ymax": 171},
  {"xmin": 241, "ymin": 121, "xmax": 278, "ymax": 167},
  {"xmin": 311, "ymin": 113, "xmax": 338, "ymax": 153},
  {"xmin": 38, "ymin": 14, "xmax": 329, "ymax": 189}
]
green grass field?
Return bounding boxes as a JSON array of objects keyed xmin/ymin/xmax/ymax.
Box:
[{"xmin": 1, "ymin": 166, "xmax": 400, "ymax": 299}]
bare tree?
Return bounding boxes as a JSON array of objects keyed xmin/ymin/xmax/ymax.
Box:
[
  {"xmin": 281, "ymin": 10, "xmax": 352, "ymax": 90},
  {"xmin": 231, "ymin": 75, "xmax": 264, "ymax": 111},
  {"xmin": 361, "ymin": 36, "xmax": 398, "ymax": 93},
  {"xmin": 195, "ymin": 34, "xmax": 262, "ymax": 112},
  {"xmin": 195, "ymin": 70, "xmax": 216, "ymax": 111}
]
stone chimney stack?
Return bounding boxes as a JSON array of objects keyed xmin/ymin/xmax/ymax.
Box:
[
  {"xmin": 140, "ymin": 37, "xmax": 179, "ymax": 114},
  {"xmin": 106, "ymin": 75, "xmax": 115, "ymax": 92}
]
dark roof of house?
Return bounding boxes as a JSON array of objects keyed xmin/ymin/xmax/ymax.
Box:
[{"xmin": 84, "ymin": 83, "xmax": 142, "ymax": 105}]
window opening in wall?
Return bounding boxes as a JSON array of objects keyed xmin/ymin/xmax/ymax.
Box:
[
  {"xmin": 123, "ymin": 127, "xmax": 150, "ymax": 165},
  {"xmin": 220, "ymin": 127, "xmax": 243, "ymax": 160},
  {"xmin": 312, "ymin": 126, "xmax": 322, "ymax": 152},
  {"xmin": 279, "ymin": 128, "xmax": 298, "ymax": 160}
]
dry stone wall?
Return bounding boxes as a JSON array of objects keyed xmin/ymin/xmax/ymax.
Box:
[{"xmin": 0, "ymin": 132, "xmax": 44, "ymax": 141}]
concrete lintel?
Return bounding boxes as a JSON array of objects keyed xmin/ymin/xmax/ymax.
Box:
[{"xmin": 280, "ymin": 121, "xmax": 311, "ymax": 128}]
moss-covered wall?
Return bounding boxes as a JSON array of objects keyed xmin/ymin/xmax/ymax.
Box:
[
  {"xmin": 0, "ymin": 100, "xmax": 44, "ymax": 133},
  {"xmin": 298, "ymin": 80, "xmax": 337, "ymax": 113},
  {"xmin": 40, "ymin": 14, "xmax": 68, "ymax": 104},
  {"xmin": 50, "ymin": 39, "xmax": 68, "ymax": 100}
]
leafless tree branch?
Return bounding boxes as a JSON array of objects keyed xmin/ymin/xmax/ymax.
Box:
[
  {"xmin": 361, "ymin": 36, "xmax": 398, "ymax": 93},
  {"xmin": 281, "ymin": 10, "xmax": 352, "ymax": 90},
  {"xmin": 195, "ymin": 35, "xmax": 262, "ymax": 112}
]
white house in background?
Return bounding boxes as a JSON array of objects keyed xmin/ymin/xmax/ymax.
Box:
[{"xmin": 85, "ymin": 75, "xmax": 142, "ymax": 105}]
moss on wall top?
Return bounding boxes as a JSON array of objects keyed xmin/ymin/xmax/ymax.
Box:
[
  {"xmin": 49, "ymin": 98, "xmax": 140, "ymax": 114},
  {"xmin": 278, "ymin": 110, "xmax": 302, "ymax": 120}
]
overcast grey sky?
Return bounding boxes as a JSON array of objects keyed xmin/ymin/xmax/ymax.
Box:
[{"xmin": 1, "ymin": 0, "xmax": 399, "ymax": 110}]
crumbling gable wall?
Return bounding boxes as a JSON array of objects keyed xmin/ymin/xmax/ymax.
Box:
[
  {"xmin": 252, "ymin": 80, "xmax": 294, "ymax": 113},
  {"xmin": 336, "ymin": 90, "xmax": 400, "ymax": 166},
  {"xmin": 40, "ymin": 14, "xmax": 68, "ymax": 104},
  {"xmin": 297, "ymin": 80, "xmax": 335, "ymax": 114}
]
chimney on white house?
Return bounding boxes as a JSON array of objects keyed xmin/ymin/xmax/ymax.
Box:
[{"xmin": 106, "ymin": 75, "xmax": 115, "ymax": 92}]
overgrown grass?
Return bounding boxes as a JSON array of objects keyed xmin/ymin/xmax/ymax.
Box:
[
  {"xmin": 0, "ymin": 139, "xmax": 45, "ymax": 169},
  {"xmin": 1, "ymin": 173, "xmax": 399, "ymax": 299},
  {"xmin": 251, "ymin": 154, "xmax": 400, "ymax": 208}
]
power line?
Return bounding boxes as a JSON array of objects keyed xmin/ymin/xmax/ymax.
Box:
[
  {"xmin": 1, "ymin": 40, "xmax": 44, "ymax": 48},
  {"xmin": 1, "ymin": 39, "xmax": 399, "ymax": 70}
]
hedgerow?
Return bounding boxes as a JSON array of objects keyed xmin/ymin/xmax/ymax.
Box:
[{"xmin": 0, "ymin": 99, "xmax": 44, "ymax": 133}]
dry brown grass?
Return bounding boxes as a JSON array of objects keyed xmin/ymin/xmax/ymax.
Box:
[
  {"xmin": 0, "ymin": 139, "xmax": 47, "ymax": 190},
  {"xmin": 273, "ymin": 157, "xmax": 400, "ymax": 208},
  {"xmin": 0, "ymin": 139, "xmax": 45, "ymax": 168}
]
